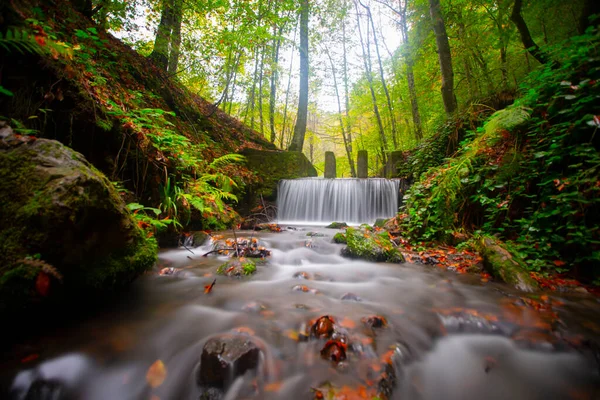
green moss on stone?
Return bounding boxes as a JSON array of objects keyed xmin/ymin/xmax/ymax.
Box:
[
  {"xmin": 333, "ymin": 233, "xmax": 347, "ymax": 244},
  {"xmin": 341, "ymin": 228, "xmax": 404, "ymax": 263}
]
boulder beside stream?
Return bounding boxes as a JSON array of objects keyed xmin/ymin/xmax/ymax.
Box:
[{"xmin": 0, "ymin": 125, "xmax": 156, "ymax": 315}]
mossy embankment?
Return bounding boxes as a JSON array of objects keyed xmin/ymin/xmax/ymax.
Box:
[{"xmin": 394, "ymin": 28, "xmax": 600, "ymax": 288}]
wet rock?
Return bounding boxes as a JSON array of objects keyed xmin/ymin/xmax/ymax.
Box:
[
  {"xmin": 341, "ymin": 228, "xmax": 405, "ymax": 263},
  {"xmin": 341, "ymin": 292, "xmax": 362, "ymax": 302},
  {"xmin": 293, "ymin": 271, "xmax": 311, "ymax": 280},
  {"xmin": 292, "ymin": 285, "xmax": 319, "ymax": 294},
  {"xmin": 473, "ymin": 236, "xmax": 538, "ymax": 292},
  {"xmin": 242, "ymin": 301, "xmax": 268, "ymax": 313},
  {"xmin": 159, "ymin": 267, "xmax": 182, "ymax": 276},
  {"xmin": 23, "ymin": 379, "xmax": 66, "ymax": 400},
  {"xmin": 199, "ymin": 387, "xmax": 223, "ymax": 400},
  {"xmin": 310, "ymin": 316, "xmax": 335, "ymax": 339},
  {"xmin": 362, "ymin": 315, "xmax": 388, "ymax": 328},
  {"xmin": 320, "ymin": 340, "xmax": 347, "ymax": 363},
  {"xmin": 188, "ymin": 231, "xmax": 209, "ymax": 247},
  {"xmin": 0, "ymin": 128, "xmax": 156, "ymax": 315},
  {"xmin": 198, "ymin": 334, "xmax": 262, "ymax": 389},
  {"xmin": 216, "ymin": 259, "xmax": 256, "ymax": 277},
  {"xmin": 326, "ymin": 222, "xmax": 348, "ymax": 229},
  {"xmin": 438, "ymin": 310, "xmax": 510, "ymax": 336},
  {"xmin": 306, "ymin": 232, "xmax": 325, "ymax": 237},
  {"xmin": 332, "ymin": 233, "xmax": 347, "ymax": 244}
]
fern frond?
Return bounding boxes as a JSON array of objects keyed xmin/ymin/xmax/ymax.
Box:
[
  {"xmin": 0, "ymin": 29, "xmax": 44, "ymax": 56},
  {"xmin": 209, "ymin": 153, "xmax": 246, "ymax": 170}
]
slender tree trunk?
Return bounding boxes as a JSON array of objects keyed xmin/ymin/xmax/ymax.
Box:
[
  {"xmin": 149, "ymin": 0, "xmax": 174, "ymax": 71},
  {"xmin": 228, "ymin": 55, "xmax": 240, "ymax": 115},
  {"xmin": 342, "ymin": 19, "xmax": 355, "ymax": 175},
  {"xmin": 500, "ymin": 46, "xmax": 508, "ymax": 89},
  {"xmin": 428, "ymin": 0, "xmax": 458, "ymax": 115},
  {"xmin": 355, "ymin": 0, "xmax": 388, "ymax": 164},
  {"xmin": 258, "ymin": 45, "xmax": 266, "ymax": 136},
  {"xmin": 510, "ymin": 0, "xmax": 548, "ymax": 65},
  {"xmin": 245, "ymin": 46, "xmax": 259, "ymax": 128},
  {"xmin": 288, "ymin": 0, "xmax": 309, "ymax": 152},
  {"xmin": 361, "ymin": 1, "xmax": 397, "ymax": 149},
  {"xmin": 269, "ymin": 24, "xmax": 284, "ymax": 143},
  {"xmin": 325, "ymin": 48, "xmax": 356, "ymax": 177},
  {"xmin": 281, "ymin": 21, "xmax": 299, "ymax": 149},
  {"xmin": 398, "ymin": 0, "xmax": 423, "ymax": 141},
  {"xmin": 167, "ymin": 0, "xmax": 182, "ymax": 74}
]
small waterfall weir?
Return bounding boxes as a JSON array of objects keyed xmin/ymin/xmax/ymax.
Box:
[{"xmin": 277, "ymin": 178, "xmax": 401, "ymax": 225}]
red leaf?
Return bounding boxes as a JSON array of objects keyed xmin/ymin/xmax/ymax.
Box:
[
  {"xmin": 204, "ymin": 278, "xmax": 216, "ymax": 294},
  {"xmin": 35, "ymin": 272, "xmax": 50, "ymax": 296}
]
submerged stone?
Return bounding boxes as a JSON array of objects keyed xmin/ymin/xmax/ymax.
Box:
[
  {"xmin": 0, "ymin": 128, "xmax": 156, "ymax": 316},
  {"xmin": 198, "ymin": 334, "xmax": 262, "ymax": 389}
]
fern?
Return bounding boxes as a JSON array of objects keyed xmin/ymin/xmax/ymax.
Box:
[
  {"xmin": 0, "ymin": 29, "xmax": 44, "ymax": 55},
  {"xmin": 208, "ymin": 153, "xmax": 246, "ymax": 170}
]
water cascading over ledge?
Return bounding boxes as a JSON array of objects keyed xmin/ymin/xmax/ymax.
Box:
[{"xmin": 277, "ymin": 178, "xmax": 401, "ymax": 225}]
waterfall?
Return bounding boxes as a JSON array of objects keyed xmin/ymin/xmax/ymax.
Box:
[{"xmin": 277, "ymin": 178, "xmax": 401, "ymax": 225}]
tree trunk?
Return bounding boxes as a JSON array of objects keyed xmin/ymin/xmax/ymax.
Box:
[
  {"xmin": 269, "ymin": 24, "xmax": 283, "ymax": 143},
  {"xmin": 325, "ymin": 48, "xmax": 356, "ymax": 178},
  {"xmin": 72, "ymin": 0, "xmax": 93, "ymax": 17},
  {"xmin": 167, "ymin": 0, "xmax": 183, "ymax": 74},
  {"xmin": 288, "ymin": 0, "xmax": 309, "ymax": 152},
  {"xmin": 510, "ymin": 0, "xmax": 548, "ymax": 65},
  {"xmin": 342, "ymin": 19, "xmax": 353, "ymax": 157},
  {"xmin": 149, "ymin": 0, "xmax": 174, "ymax": 72},
  {"xmin": 362, "ymin": 1, "xmax": 398, "ymax": 149},
  {"xmin": 428, "ymin": 0, "xmax": 458, "ymax": 115},
  {"xmin": 281, "ymin": 21, "xmax": 298, "ymax": 149},
  {"xmin": 258, "ymin": 45, "xmax": 266, "ymax": 136},
  {"xmin": 398, "ymin": 0, "xmax": 423, "ymax": 141},
  {"xmin": 355, "ymin": 0, "xmax": 388, "ymax": 164}
]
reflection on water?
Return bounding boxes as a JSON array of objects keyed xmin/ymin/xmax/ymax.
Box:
[{"xmin": 4, "ymin": 227, "xmax": 600, "ymax": 399}]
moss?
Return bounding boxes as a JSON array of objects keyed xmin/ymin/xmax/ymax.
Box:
[
  {"xmin": 216, "ymin": 258, "xmax": 256, "ymax": 277},
  {"xmin": 341, "ymin": 228, "xmax": 405, "ymax": 263},
  {"xmin": 0, "ymin": 136, "xmax": 157, "ymax": 313},
  {"xmin": 474, "ymin": 236, "xmax": 538, "ymax": 292},
  {"xmin": 240, "ymin": 149, "xmax": 317, "ymax": 200},
  {"xmin": 326, "ymin": 222, "xmax": 348, "ymax": 229},
  {"xmin": 333, "ymin": 233, "xmax": 347, "ymax": 244}
]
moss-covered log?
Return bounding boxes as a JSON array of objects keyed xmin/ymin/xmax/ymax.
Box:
[{"xmin": 474, "ymin": 236, "xmax": 538, "ymax": 292}]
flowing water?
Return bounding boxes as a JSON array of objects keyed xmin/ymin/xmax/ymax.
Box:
[
  {"xmin": 277, "ymin": 178, "xmax": 401, "ymax": 225},
  {"xmin": 3, "ymin": 227, "xmax": 600, "ymax": 400}
]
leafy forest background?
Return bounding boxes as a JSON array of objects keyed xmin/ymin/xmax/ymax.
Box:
[{"xmin": 0, "ymin": 0, "xmax": 599, "ymax": 282}]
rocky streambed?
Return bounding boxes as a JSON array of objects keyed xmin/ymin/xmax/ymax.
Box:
[{"xmin": 3, "ymin": 227, "xmax": 600, "ymax": 399}]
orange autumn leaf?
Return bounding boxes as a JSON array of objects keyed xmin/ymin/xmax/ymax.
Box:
[
  {"xmin": 204, "ymin": 278, "xmax": 216, "ymax": 294},
  {"xmin": 35, "ymin": 271, "xmax": 50, "ymax": 296},
  {"xmin": 146, "ymin": 360, "xmax": 167, "ymax": 388},
  {"xmin": 553, "ymin": 260, "xmax": 566, "ymax": 267},
  {"xmin": 264, "ymin": 382, "xmax": 283, "ymax": 392}
]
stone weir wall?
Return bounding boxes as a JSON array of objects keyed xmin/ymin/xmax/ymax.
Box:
[{"xmin": 238, "ymin": 149, "xmax": 317, "ymax": 215}]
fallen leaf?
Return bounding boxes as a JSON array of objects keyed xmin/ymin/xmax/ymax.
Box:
[
  {"xmin": 146, "ymin": 360, "xmax": 167, "ymax": 388},
  {"xmin": 204, "ymin": 279, "xmax": 216, "ymax": 294}
]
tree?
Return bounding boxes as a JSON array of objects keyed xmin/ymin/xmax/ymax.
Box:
[
  {"xmin": 510, "ymin": 0, "xmax": 548, "ymax": 65},
  {"xmin": 149, "ymin": 0, "xmax": 183, "ymax": 73},
  {"xmin": 288, "ymin": 0, "xmax": 309, "ymax": 152},
  {"xmin": 428, "ymin": 0, "xmax": 457, "ymax": 115}
]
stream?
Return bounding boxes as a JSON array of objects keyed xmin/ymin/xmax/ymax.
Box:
[{"xmin": 3, "ymin": 226, "xmax": 600, "ymax": 399}]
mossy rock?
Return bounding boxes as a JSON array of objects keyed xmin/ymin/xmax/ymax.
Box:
[
  {"xmin": 341, "ymin": 228, "xmax": 405, "ymax": 263},
  {"xmin": 0, "ymin": 130, "xmax": 157, "ymax": 315},
  {"xmin": 374, "ymin": 219, "xmax": 387, "ymax": 228},
  {"xmin": 326, "ymin": 222, "xmax": 348, "ymax": 229},
  {"xmin": 216, "ymin": 258, "xmax": 257, "ymax": 277},
  {"xmin": 332, "ymin": 233, "xmax": 347, "ymax": 244},
  {"xmin": 240, "ymin": 148, "xmax": 317, "ymax": 201},
  {"xmin": 474, "ymin": 236, "xmax": 538, "ymax": 292}
]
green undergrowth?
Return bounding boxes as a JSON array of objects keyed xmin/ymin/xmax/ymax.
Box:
[
  {"xmin": 1, "ymin": 3, "xmax": 275, "ymax": 232},
  {"xmin": 399, "ymin": 28, "xmax": 600, "ymax": 280}
]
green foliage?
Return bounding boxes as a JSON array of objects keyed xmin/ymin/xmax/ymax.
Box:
[
  {"xmin": 400, "ymin": 28, "xmax": 600, "ymax": 277},
  {"xmin": 127, "ymin": 203, "xmax": 181, "ymax": 233}
]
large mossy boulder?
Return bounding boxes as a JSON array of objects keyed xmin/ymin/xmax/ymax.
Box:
[
  {"xmin": 341, "ymin": 227, "xmax": 405, "ymax": 263},
  {"xmin": 240, "ymin": 148, "xmax": 317, "ymax": 201},
  {"xmin": 0, "ymin": 126, "xmax": 157, "ymax": 314},
  {"xmin": 474, "ymin": 236, "xmax": 538, "ymax": 292}
]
